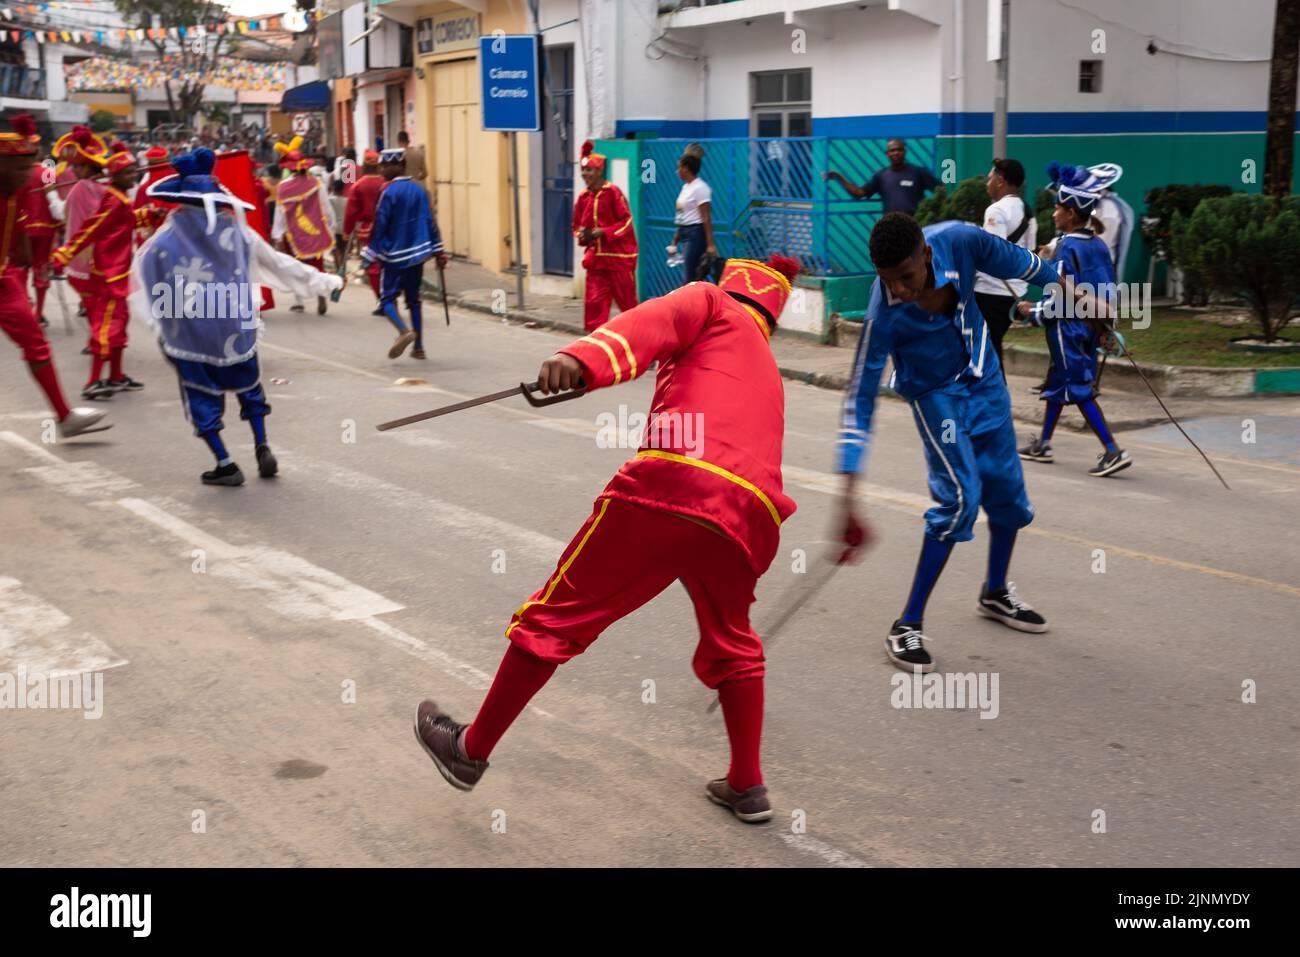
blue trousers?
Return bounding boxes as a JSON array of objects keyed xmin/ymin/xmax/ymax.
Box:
[
  {"xmin": 1042, "ymin": 319, "xmax": 1098, "ymax": 404},
  {"xmin": 171, "ymin": 354, "xmax": 270, "ymax": 437},
  {"xmin": 381, "ymin": 262, "xmax": 425, "ymax": 346},
  {"xmin": 909, "ymin": 374, "xmax": 1034, "ymax": 543},
  {"xmin": 677, "ymin": 223, "xmax": 708, "ymax": 287}
]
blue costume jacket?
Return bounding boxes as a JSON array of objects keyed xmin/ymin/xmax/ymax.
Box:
[{"xmin": 362, "ymin": 177, "xmax": 442, "ymax": 268}]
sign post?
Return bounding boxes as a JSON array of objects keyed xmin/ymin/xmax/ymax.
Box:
[{"xmin": 479, "ymin": 34, "xmax": 540, "ymax": 311}]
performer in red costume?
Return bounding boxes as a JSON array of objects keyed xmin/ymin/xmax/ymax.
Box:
[
  {"xmin": 271, "ymin": 138, "xmax": 334, "ymax": 315},
  {"xmin": 52, "ymin": 144, "xmax": 148, "ymax": 400},
  {"xmin": 572, "ymin": 140, "xmax": 638, "ymax": 332},
  {"xmin": 19, "ymin": 156, "xmax": 59, "ymax": 324},
  {"xmin": 50, "ymin": 127, "xmax": 109, "ymax": 328},
  {"xmin": 342, "ymin": 149, "xmax": 386, "ymax": 314},
  {"xmin": 0, "ymin": 113, "xmax": 109, "ymax": 438},
  {"xmin": 414, "ymin": 255, "xmax": 801, "ymax": 825}
]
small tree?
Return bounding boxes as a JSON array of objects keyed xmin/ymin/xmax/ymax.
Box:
[
  {"xmin": 1172, "ymin": 193, "xmax": 1300, "ymax": 340},
  {"xmin": 914, "ymin": 176, "xmax": 988, "ymax": 226},
  {"xmin": 89, "ymin": 109, "xmax": 119, "ymax": 134}
]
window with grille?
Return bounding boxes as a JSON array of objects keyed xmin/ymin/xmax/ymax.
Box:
[{"xmin": 750, "ymin": 69, "xmax": 812, "ymax": 138}]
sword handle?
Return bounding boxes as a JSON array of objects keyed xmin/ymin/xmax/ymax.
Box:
[{"xmin": 520, "ymin": 379, "xmax": 587, "ymax": 407}]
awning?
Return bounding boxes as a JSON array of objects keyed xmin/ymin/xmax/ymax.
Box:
[{"xmin": 280, "ymin": 80, "xmax": 330, "ymax": 112}]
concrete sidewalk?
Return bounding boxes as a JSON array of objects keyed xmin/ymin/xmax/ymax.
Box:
[{"xmin": 411, "ymin": 259, "xmax": 1295, "ymax": 434}]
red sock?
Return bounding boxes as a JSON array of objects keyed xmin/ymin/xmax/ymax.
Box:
[
  {"xmin": 87, "ymin": 354, "xmax": 104, "ymax": 386},
  {"xmin": 462, "ymin": 643, "xmax": 557, "ymax": 761},
  {"xmin": 718, "ymin": 677, "xmax": 764, "ymax": 791},
  {"xmin": 34, "ymin": 286, "xmax": 47, "ymax": 318},
  {"xmin": 110, "ymin": 348, "xmax": 123, "ymax": 380},
  {"xmin": 28, "ymin": 360, "xmax": 70, "ymax": 420}
]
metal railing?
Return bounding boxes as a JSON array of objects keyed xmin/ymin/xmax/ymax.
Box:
[{"xmin": 638, "ymin": 134, "xmax": 937, "ymax": 299}]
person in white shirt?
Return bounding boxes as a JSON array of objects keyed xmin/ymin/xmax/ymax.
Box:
[
  {"xmin": 671, "ymin": 144, "xmax": 716, "ymax": 286},
  {"xmin": 1093, "ymin": 186, "xmax": 1134, "ymax": 276},
  {"xmin": 973, "ymin": 157, "xmax": 1037, "ymax": 372}
]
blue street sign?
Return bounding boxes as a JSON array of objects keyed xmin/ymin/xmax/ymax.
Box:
[{"xmin": 479, "ymin": 34, "xmax": 541, "ymax": 132}]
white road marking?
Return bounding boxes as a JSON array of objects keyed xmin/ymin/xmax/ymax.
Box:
[
  {"xmin": 0, "ymin": 430, "xmax": 64, "ymax": 465},
  {"xmin": 0, "ymin": 577, "xmax": 127, "ymax": 675}
]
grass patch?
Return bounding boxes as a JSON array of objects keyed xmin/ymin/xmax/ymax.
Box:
[{"xmin": 1004, "ymin": 307, "xmax": 1300, "ymax": 368}]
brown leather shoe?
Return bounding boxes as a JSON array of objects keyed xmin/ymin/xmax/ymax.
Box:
[
  {"xmin": 413, "ymin": 700, "xmax": 488, "ymax": 791},
  {"xmin": 388, "ymin": 329, "xmax": 417, "ymax": 359},
  {"xmin": 706, "ymin": 778, "xmax": 772, "ymax": 823}
]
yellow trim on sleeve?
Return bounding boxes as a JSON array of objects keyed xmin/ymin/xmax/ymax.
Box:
[
  {"xmin": 635, "ymin": 450, "xmax": 782, "ymax": 526},
  {"xmin": 592, "ymin": 327, "xmax": 637, "ymax": 380},
  {"xmin": 578, "ymin": 334, "xmax": 623, "ymax": 384},
  {"xmin": 506, "ymin": 498, "xmax": 612, "ymax": 638}
]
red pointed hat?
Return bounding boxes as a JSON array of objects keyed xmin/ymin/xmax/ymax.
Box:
[{"xmin": 718, "ymin": 255, "xmax": 800, "ymax": 326}]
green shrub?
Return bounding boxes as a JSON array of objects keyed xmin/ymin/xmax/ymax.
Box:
[
  {"xmin": 914, "ymin": 176, "xmax": 987, "ymax": 227},
  {"xmin": 1172, "ymin": 193, "xmax": 1300, "ymax": 340},
  {"xmin": 1143, "ymin": 184, "xmax": 1234, "ymax": 260}
]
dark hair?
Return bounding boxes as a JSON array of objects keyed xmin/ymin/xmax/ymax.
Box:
[
  {"xmin": 397, "ymin": 130, "xmax": 410, "ymax": 145},
  {"xmin": 991, "ymin": 157, "xmax": 1025, "ymax": 188},
  {"xmin": 869, "ymin": 212, "xmax": 925, "ymax": 268},
  {"xmin": 679, "ymin": 154, "xmax": 701, "ymax": 175}
]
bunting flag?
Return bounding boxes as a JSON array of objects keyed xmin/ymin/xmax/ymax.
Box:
[
  {"xmin": 0, "ymin": 6, "xmax": 308, "ymax": 41},
  {"xmin": 66, "ymin": 55, "xmax": 287, "ymax": 93}
]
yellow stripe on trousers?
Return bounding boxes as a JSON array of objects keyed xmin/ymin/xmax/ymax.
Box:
[{"xmin": 505, "ymin": 498, "xmax": 612, "ymax": 638}]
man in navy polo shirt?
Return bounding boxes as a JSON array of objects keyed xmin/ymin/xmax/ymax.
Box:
[{"xmin": 824, "ymin": 139, "xmax": 939, "ymax": 214}]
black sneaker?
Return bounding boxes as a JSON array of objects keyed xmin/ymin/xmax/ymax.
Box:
[
  {"xmin": 201, "ymin": 462, "xmax": 245, "ymax": 486},
  {"xmin": 1018, "ymin": 436, "xmax": 1053, "ymax": 463},
  {"xmin": 289, "ymin": 303, "xmax": 305, "ymax": 313},
  {"xmin": 977, "ymin": 582, "xmax": 1048, "ymax": 633},
  {"xmin": 706, "ymin": 778, "xmax": 773, "ymax": 824},
  {"xmin": 107, "ymin": 376, "xmax": 144, "ymax": 392},
  {"xmin": 886, "ymin": 620, "xmax": 934, "ymax": 673},
  {"xmin": 1089, "ymin": 448, "xmax": 1132, "ymax": 477},
  {"xmin": 413, "ymin": 699, "xmax": 488, "ymax": 791},
  {"xmin": 255, "ymin": 444, "xmax": 278, "ymax": 478},
  {"xmin": 81, "ymin": 379, "xmax": 118, "ymax": 400},
  {"xmin": 371, "ymin": 306, "xmax": 387, "ymax": 317}
]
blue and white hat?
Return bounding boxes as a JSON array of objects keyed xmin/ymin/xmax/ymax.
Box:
[
  {"xmin": 379, "ymin": 147, "xmax": 406, "ymax": 164},
  {"xmin": 1045, "ymin": 160, "xmax": 1122, "ymax": 212},
  {"xmin": 147, "ymin": 148, "xmax": 255, "ymax": 233}
]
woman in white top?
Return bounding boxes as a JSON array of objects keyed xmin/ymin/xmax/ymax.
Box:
[
  {"xmin": 671, "ymin": 144, "xmax": 716, "ymax": 286},
  {"xmin": 972, "ymin": 157, "xmax": 1037, "ymax": 373}
]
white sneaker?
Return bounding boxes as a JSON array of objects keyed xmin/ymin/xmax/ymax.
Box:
[{"xmin": 58, "ymin": 408, "xmax": 112, "ymax": 438}]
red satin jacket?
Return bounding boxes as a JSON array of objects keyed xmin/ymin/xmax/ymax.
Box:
[
  {"xmin": 343, "ymin": 174, "xmax": 387, "ymax": 245},
  {"xmin": 572, "ymin": 182, "xmax": 637, "ymax": 273},
  {"xmin": 19, "ymin": 166, "xmax": 59, "ymax": 237},
  {"xmin": 54, "ymin": 187, "xmax": 147, "ymax": 294},
  {"xmin": 559, "ymin": 281, "xmax": 795, "ymax": 576}
]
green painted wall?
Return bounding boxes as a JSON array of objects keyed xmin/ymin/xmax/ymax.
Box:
[{"xmin": 939, "ymin": 133, "xmax": 1292, "ymax": 284}]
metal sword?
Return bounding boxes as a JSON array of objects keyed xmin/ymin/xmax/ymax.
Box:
[{"xmin": 375, "ymin": 379, "xmax": 587, "ymax": 432}]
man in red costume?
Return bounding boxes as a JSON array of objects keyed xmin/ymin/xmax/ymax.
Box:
[
  {"xmin": 342, "ymin": 149, "xmax": 387, "ymax": 314},
  {"xmin": 271, "ymin": 140, "xmax": 335, "ymax": 315},
  {"xmin": 52, "ymin": 144, "xmax": 146, "ymax": 400},
  {"xmin": 0, "ymin": 113, "xmax": 109, "ymax": 437},
  {"xmin": 572, "ymin": 140, "xmax": 638, "ymax": 332},
  {"xmin": 51, "ymin": 127, "xmax": 109, "ymax": 329},
  {"xmin": 19, "ymin": 156, "xmax": 59, "ymax": 324},
  {"xmin": 414, "ymin": 255, "xmax": 801, "ymax": 825}
]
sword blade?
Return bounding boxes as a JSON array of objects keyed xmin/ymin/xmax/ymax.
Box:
[
  {"xmin": 375, "ymin": 384, "xmax": 523, "ymax": 432},
  {"xmin": 1120, "ymin": 351, "xmax": 1231, "ymax": 490},
  {"xmin": 706, "ymin": 558, "xmax": 840, "ymax": 713}
]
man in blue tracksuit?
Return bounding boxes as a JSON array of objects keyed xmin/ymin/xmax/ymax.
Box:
[
  {"xmin": 362, "ymin": 147, "xmax": 448, "ymax": 361},
  {"xmin": 835, "ymin": 213, "xmax": 1066, "ymax": 673}
]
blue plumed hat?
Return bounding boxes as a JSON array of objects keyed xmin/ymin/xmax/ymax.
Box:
[
  {"xmin": 147, "ymin": 148, "xmax": 254, "ymax": 233},
  {"xmin": 379, "ymin": 147, "xmax": 406, "ymax": 164},
  {"xmin": 1045, "ymin": 160, "xmax": 1123, "ymax": 212}
]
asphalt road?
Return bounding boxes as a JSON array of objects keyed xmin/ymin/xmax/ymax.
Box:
[{"xmin": 2, "ymin": 285, "xmax": 1297, "ymax": 867}]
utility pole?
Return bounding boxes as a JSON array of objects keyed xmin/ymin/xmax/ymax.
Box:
[{"xmin": 991, "ymin": 0, "xmax": 1010, "ymax": 159}]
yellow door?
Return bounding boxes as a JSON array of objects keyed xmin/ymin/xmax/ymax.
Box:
[{"xmin": 432, "ymin": 57, "xmax": 478, "ymax": 261}]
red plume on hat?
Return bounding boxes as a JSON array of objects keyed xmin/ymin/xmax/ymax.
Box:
[
  {"xmin": 581, "ymin": 140, "xmax": 594, "ymax": 158},
  {"xmin": 579, "ymin": 138, "xmax": 606, "ymax": 171},
  {"xmin": 765, "ymin": 255, "xmax": 801, "ymax": 283},
  {"xmin": 109, "ymin": 140, "xmax": 129, "ymax": 153},
  {"xmin": 69, "ymin": 125, "xmax": 96, "ymax": 146},
  {"xmin": 9, "ymin": 113, "xmax": 37, "ymax": 139}
]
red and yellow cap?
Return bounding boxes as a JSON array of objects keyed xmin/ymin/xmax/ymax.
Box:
[
  {"xmin": 717, "ymin": 256, "xmax": 801, "ymax": 327},
  {"xmin": 105, "ymin": 141, "xmax": 137, "ymax": 175},
  {"xmin": 0, "ymin": 113, "xmax": 39, "ymax": 156},
  {"xmin": 579, "ymin": 139, "xmax": 606, "ymax": 172},
  {"xmin": 53, "ymin": 125, "xmax": 107, "ymax": 166},
  {"xmin": 274, "ymin": 135, "xmax": 311, "ymax": 171},
  {"xmin": 363, "ymin": 149, "xmax": 380, "ymax": 165}
]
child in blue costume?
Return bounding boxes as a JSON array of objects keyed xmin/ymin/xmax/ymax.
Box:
[{"xmin": 1017, "ymin": 161, "xmax": 1132, "ymax": 478}]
